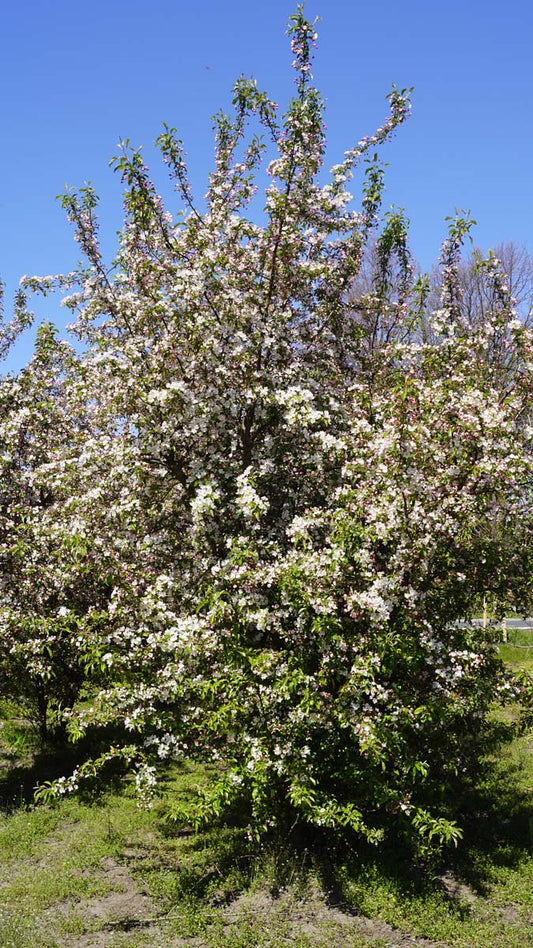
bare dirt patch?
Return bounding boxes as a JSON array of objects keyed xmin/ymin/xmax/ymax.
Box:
[
  {"xmin": 56, "ymin": 856, "xmax": 163, "ymax": 948},
  {"xmin": 225, "ymin": 889, "xmax": 446, "ymax": 947},
  {"xmin": 56, "ymin": 862, "xmax": 448, "ymax": 948},
  {"xmin": 436, "ymin": 870, "xmax": 477, "ymax": 905}
]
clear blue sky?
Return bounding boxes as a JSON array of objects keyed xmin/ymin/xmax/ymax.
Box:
[{"xmin": 1, "ymin": 0, "xmax": 532, "ymax": 370}]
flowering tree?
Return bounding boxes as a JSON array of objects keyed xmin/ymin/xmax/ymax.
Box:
[
  {"xmin": 0, "ymin": 324, "xmax": 116, "ymax": 739},
  {"xmin": 10, "ymin": 8, "xmax": 533, "ymax": 851}
]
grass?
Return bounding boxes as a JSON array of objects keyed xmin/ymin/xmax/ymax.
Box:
[
  {"xmin": 498, "ymin": 644, "xmax": 533, "ymax": 674},
  {"xmin": 0, "ymin": 683, "xmax": 532, "ymax": 947}
]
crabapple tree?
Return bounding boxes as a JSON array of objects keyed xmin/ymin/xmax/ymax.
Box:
[{"xmin": 9, "ymin": 8, "xmax": 533, "ymax": 852}]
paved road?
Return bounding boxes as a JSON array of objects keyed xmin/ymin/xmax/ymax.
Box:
[
  {"xmin": 504, "ymin": 618, "xmax": 533, "ymax": 629},
  {"xmin": 470, "ymin": 617, "xmax": 533, "ymax": 629}
]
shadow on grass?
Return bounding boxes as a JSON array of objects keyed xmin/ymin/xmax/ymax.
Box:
[
  {"xmin": 0, "ymin": 723, "xmax": 130, "ymax": 813},
  {"xmin": 150, "ymin": 718, "xmax": 533, "ymax": 918},
  {"xmin": 450, "ymin": 726, "xmax": 533, "ymax": 894},
  {"xmin": 312, "ymin": 716, "xmax": 533, "ymax": 912},
  {"xmin": 0, "ymin": 712, "xmax": 531, "ymax": 920}
]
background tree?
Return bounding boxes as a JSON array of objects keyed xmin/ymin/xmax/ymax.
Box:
[
  {"xmin": 0, "ymin": 325, "xmax": 116, "ymax": 740},
  {"xmin": 421, "ymin": 240, "xmax": 533, "ymax": 376},
  {"xmin": 442, "ymin": 241, "xmax": 533, "ymax": 326}
]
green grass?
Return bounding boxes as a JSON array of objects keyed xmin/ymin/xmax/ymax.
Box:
[
  {"xmin": 0, "ymin": 677, "xmax": 532, "ymax": 948},
  {"xmin": 503, "ymin": 628, "xmax": 533, "ymax": 647},
  {"xmin": 498, "ymin": 643, "xmax": 533, "ymax": 673}
]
